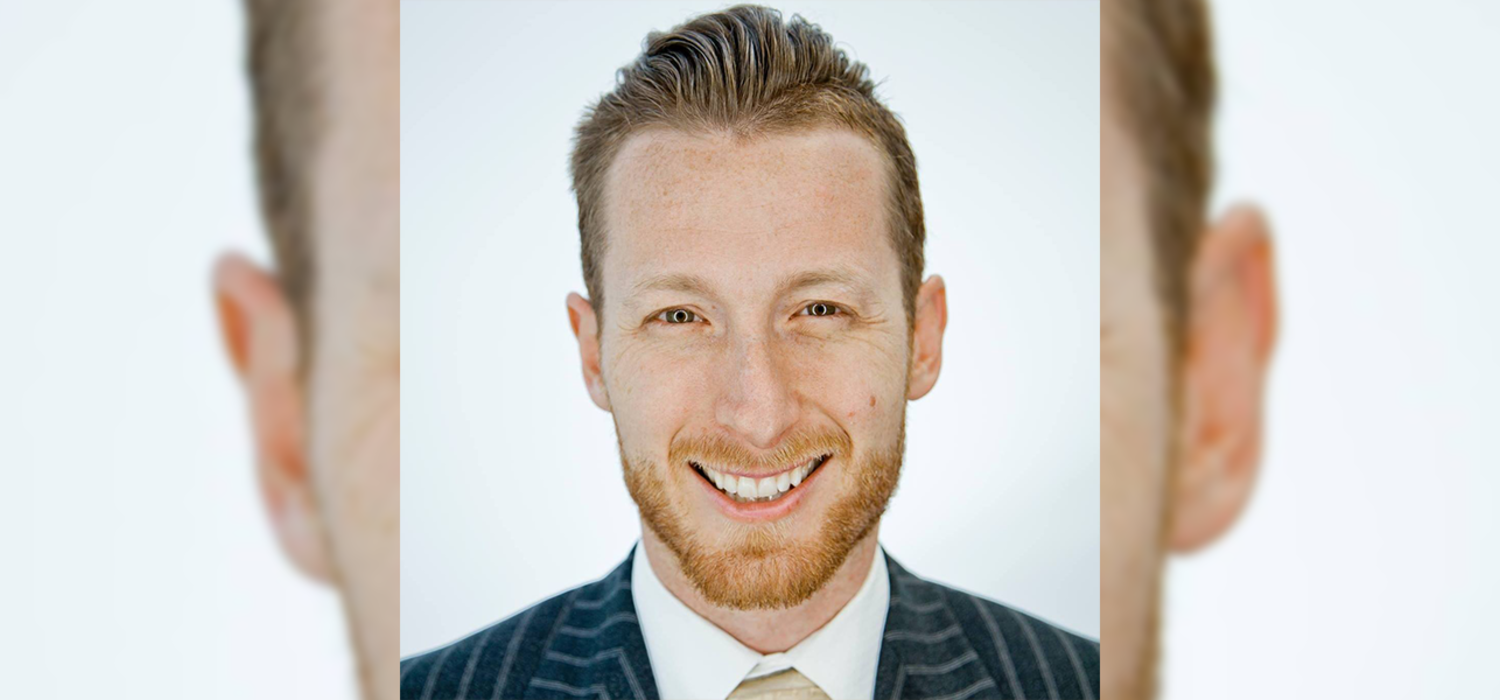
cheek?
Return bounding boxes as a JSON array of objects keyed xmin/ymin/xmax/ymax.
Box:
[
  {"xmin": 1101, "ymin": 333, "xmax": 1171, "ymax": 651},
  {"xmin": 788, "ymin": 335, "xmax": 907, "ymax": 434},
  {"xmin": 305, "ymin": 365, "xmax": 400, "ymax": 652},
  {"xmin": 317, "ymin": 385, "xmax": 400, "ymax": 540},
  {"xmin": 305, "ymin": 319, "xmax": 401, "ymax": 547},
  {"xmin": 602, "ymin": 337, "xmax": 703, "ymax": 456},
  {"xmin": 604, "ymin": 330, "xmax": 908, "ymax": 450}
]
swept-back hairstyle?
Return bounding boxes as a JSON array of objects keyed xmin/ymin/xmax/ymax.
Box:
[{"xmin": 570, "ymin": 4, "xmax": 925, "ymax": 327}]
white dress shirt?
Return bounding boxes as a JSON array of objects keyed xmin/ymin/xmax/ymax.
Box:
[{"xmin": 632, "ymin": 541, "xmax": 890, "ymax": 700}]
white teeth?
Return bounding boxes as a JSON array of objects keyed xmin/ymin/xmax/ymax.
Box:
[
  {"xmin": 791, "ymin": 460, "xmax": 813, "ymax": 487},
  {"xmin": 696, "ymin": 456, "xmax": 825, "ymax": 503}
]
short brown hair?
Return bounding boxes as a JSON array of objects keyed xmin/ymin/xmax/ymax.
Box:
[
  {"xmin": 570, "ymin": 4, "xmax": 924, "ymax": 327},
  {"xmin": 1109, "ymin": 0, "xmax": 1218, "ymax": 348},
  {"xmin": 243, "ymin": 0, "xmax": 324, "ymax": 351}
]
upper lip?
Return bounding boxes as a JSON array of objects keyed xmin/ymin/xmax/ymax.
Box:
[{"xmin": 688, "ymin": 454, "xmax": 829, "ymax": 479}]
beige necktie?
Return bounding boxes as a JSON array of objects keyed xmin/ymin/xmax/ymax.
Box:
[{"xmin": 726, "ymin": 668, "xmax": 833, "ymax": 700}]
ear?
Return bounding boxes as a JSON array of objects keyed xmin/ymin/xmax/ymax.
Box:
[
  {"xmin": 1169, "ymin": 206, "xmax": 1279, "ymax": 552},
  {"xmin": 906, "ymin": 275, "xmax": 949, "ymax": 401},
  {"xmin": 566, "ymin": 292, "xmax": 611, "ymax": 411},
  {"xmin": 213, "ymin": 252, "xmax": 333, "ymax": 584}
]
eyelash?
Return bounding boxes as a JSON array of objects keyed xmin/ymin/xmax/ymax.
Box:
[{"xmin": 652, "ymin": 302, "xmax": 845, "ymax": 325}]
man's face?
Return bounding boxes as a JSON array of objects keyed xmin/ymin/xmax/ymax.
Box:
[
  {"xmin": 1101, "ymin": 16, "xmax": 1279, "ymax": 698},
  {"xmin": 307, "ymin": 0, "xmax": 399, "ymax": 695},
  {"xmin": 591, "ymin": 128, "xmax": 915, "ymax": 609},
  {"xmin": 217, "ymin": 2, "xmax": 396, "ymax": 695},
  {"xmin": 1101, "ymin": 86, "xmax": 1175, "ymax": 698}
]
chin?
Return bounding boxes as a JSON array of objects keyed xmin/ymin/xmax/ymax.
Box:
[{"xmin": 622, "ymin": 430, "xmax": 904, "ymax": 610}]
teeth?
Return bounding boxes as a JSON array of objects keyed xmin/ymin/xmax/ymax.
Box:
[
  {"xmin": 791, "ymin": 458, "xmax": 815, "ymax": 487},
  {"xmin": 695, "ymin": 455, "xmax": 826, "ymax": 503}
]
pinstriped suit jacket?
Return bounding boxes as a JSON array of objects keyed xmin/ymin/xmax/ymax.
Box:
[{"xmin": 401, "ymin": 548, "xmax": 1099, "ymax": 700}]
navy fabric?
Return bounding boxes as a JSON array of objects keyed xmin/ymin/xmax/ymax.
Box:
[{"xmin": 402, "ymin": 548, "xmax": 1099, "ymax": 699}]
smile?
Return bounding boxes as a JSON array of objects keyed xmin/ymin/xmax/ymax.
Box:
[{"xmin": 690, "ymin": 454, "xmax": 830, "ymax": 504}]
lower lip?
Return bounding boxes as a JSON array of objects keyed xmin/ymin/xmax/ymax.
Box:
[{"xmin": 694, "ymin": 457, "xmax": 829, "ymax": 523}]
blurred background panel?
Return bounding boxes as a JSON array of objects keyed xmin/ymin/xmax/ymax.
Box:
[
  {"xmin": 1164, "ymin": 1, "xmax": 1500, "ymax": 698},
  {"xmin": 402, "ymin": 0, "xmax": 1099, "ymax": 657},
  {"xmin": 0, "ymin": 1, "xmax": 354, "ymax": 697}
]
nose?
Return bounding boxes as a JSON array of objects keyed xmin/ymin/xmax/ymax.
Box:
[{"xmin": 714, "ymin": 332, "xmax": 800, "ymax": 450}]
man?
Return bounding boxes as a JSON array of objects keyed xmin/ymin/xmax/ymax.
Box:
[
  {"xmin": 214, "ymin": 1, "xmax": 398, "ymax": 698},
  {"xmin": 402, "ymin": 5, "xmax": 1098, "ymax": 700},
  {"xmin": 1102, "ymin": 1, "xmax": 1278, "ymax": 698}
]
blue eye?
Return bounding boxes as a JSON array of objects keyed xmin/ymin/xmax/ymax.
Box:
[
  {"xmin": 800, "ymin": 302, "xmax": 840, "ymax": 317},
  {"xmin": 657, "ymin": 308, "xmax": 700, "ymax": 324}
]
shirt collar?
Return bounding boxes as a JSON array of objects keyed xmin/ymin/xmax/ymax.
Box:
[{"xmin": 632, "ymin": 541, "xmax": 890, "ymax": 700}]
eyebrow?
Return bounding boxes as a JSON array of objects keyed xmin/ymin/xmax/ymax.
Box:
[
  {"xmin": 627, "ymin": 267, "xmax": 876, "ymax": 306},
  {"xmin": 772, "ymin": 269, "xmax": 871, "ymax": 299}
]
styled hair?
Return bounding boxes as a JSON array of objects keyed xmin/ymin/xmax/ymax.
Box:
[
  {"xmin": 570, "ymin": 4, "xmax": 924, "ymax": 327},
  {"xmin": 1110, "ymin": 0, "xmax": 1218, "ymax": 349},
  {"xmin": 242, "ymin": 0, "xmax": 324, "ymax": 352}
]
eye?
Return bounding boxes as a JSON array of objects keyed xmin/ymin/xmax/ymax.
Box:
[
  {"xmin": 798, "ymin": 302, "xmax": 842, "ymax": 318},
  {"xmin": 656, "ymin": 308, "xmax": 701, "ymax": 324}
]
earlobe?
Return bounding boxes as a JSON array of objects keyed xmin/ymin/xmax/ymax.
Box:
[
  {"xmin": 1168, "ymin": 205, "xmax": 1278, "ymax": 553},
  {"xmin": 566, "ymin": 292, "xmax": 612, "ymax": 412},
  {"xmin": 212, "ymin": 252, "xmax": 333, "ymax": 584}
]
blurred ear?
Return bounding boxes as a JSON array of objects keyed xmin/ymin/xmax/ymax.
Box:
[
  {"xmin": 213, "ymin": 252, "xmax": 333, "ymax": 583},
  {"xmin": 1169, "ymin": 206, "xmax": 1279, "ymax": 552},
  {"xmin": 566, "ymin": 292, "xmax": 611, "ymax": 411},
  {"xmin": 907, "ymin": 275, "xmax": 948, "ymax": 400}
]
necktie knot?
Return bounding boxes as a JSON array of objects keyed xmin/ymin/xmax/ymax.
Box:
[{"xmin": 726, "ymin": 668, "xmax": 833, "ymax": 700}]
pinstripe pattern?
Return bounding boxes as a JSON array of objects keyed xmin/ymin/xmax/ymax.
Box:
[{"xmin": 402, "ymin": 547, "xmax": 1098, "ymax": 699}]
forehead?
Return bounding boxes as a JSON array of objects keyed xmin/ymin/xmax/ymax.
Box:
[{"xmin": 602, "ymin": 127, "xmax": 894, "ymax": 293}]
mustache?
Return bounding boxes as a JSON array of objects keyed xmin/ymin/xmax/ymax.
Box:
[{"xmin": 668, "ymin": 427, "xmax": 853, "ymax": 473}]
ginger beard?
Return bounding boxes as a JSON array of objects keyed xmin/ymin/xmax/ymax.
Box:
[{"xmin": 622, "ymin": 421, "xmax": 905, "ymax": 610}]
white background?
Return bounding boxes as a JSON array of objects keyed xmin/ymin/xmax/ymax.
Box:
[
  {"xmin": 0, "ymin": 2, "xmax": 355, "ymax": 697},
  {"xmin": 1163, "ymin": 2, "xmax": 1500, "ymax": 698},
  {"xmin": 402, "ymin": 1, "xmax": 1100, "ymax": 656}
]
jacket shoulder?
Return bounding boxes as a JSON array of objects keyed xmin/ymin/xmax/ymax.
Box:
[
  {"xmin": 938, "ymin": 581, "xmax": 1099, "ymax": 700},
  {"xmin": 400, "ymin": 588, "xmax": 574, "ymax": 700},
  {"xmin": 884, "ymin": 554, "xmax": 1099, "ymax": 700}
]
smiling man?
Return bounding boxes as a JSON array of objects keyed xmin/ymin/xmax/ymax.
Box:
[
  {"xmin": 1102, "ymin": 1, "xmax": 1279, "ymax": 698},
  {"xmin": 401, "ymin": 5, "xmax": 1097, "ymax": 700}
]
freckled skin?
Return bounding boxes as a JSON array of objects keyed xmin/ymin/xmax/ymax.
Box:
[
  {"xmin": 215, "ymin": 2, "xmax": 399, "ymax": 698},
  {"xmin": 1102, "ymin": 103, "xmax": 1173, "ymax": 700},
  {"xmin": 568, "ymin": 126, "xmax": 948, "ymax": 652},
  {"xmin": 304, "ymin": 1, "xmax": 400, "ymax": 696},
  {"xmin": 601, "ymin": 129, "xmax": 912, "ymax": 528},
  {"xmin": 600, "ymin": 129, "xmax": 914, "ymax": 497},
  {"xmin": 1101, "ymin": 18, "xmax": 1278, "ymax": 698}
]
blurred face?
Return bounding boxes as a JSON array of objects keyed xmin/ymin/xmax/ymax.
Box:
[
  {"xmin": 590, "ymin": 128, "xmax": 916, "ymax": 609},
  {"xmin": 308, "ymin": 0, "xmax": 399, "ymax": 696},
  {"xmin": 216, "ymin": 1, "xmax": 397, "ymax": 699},
  {"xmin": 1101, "ymin": 17, "xmax": 1279, "ymax": 700},
  {"xmin": 1101, "ymin": 75, "xmax": 1174, "ymax": 699}
]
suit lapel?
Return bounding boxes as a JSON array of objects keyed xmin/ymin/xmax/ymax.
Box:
[
  {"xmin": 528, "ymin": 546, "xmax": 660, "ymax": 700},
  {"xmin": 526, "ymin": 549, "xmax": 1011, "ymax": 699},
  {"xmin": 876, "ymin": 553, "xmax": 1003, "ymax": 700}
]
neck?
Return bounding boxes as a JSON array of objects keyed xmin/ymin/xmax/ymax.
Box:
[{"xmin": 639, "ymin": 524, "xmax": 881, "ymax": 654}]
